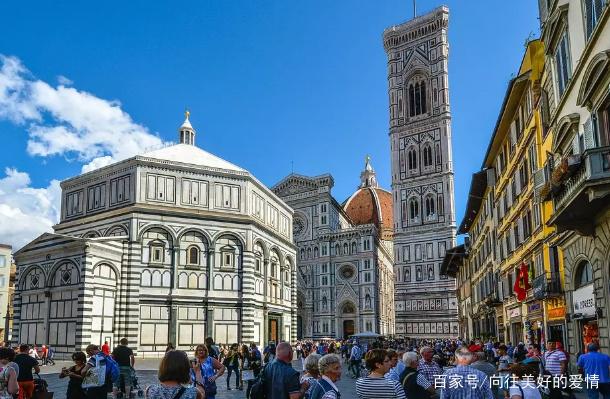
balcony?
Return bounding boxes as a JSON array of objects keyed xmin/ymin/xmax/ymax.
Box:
[
  {"xmin": 549, "ymin": 146, "xmax": 610, "ymax": 235},
  {"xmin": 532, "ymin": 273, "xmax": 563, "ymax": 299}
]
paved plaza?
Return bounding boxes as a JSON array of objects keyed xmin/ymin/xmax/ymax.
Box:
[
  {"xmin": 39, "ymin": 358, "xmax": 360, "ymax": 399},
  {"xmin": 38, "ymin": 357, "xmax": 591, "ymax": 399}
]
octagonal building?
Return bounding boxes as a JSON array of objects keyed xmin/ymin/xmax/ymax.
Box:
[{"xmin": 13, "ymin": 114, "xmax": 296, "ymax": 356}]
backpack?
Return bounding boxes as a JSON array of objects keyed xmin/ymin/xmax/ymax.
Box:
[
  {"xmin": 309, "ymin": 378, "xmax": 340, "ymax": 399},
  {"xmin": 103, "ymin": 353, "xmax": 120, "ymax": 384},
  {"xmin": 249, "ymin": 363, "xmax": 269, "ymax": 399}
]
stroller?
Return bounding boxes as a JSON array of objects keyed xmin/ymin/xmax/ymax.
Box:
[
  {"xmin": 116, "ymin": 368, "xmax": 144, "ymax": 398},
  {"xmin": 33, "ymin": 373, "xmax": 53, "ymax": 399}
]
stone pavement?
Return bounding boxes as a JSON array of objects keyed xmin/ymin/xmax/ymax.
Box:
[
  {"xmin": 38, "ymin": 358, "xmax": 589, "ymax": 399},
  {"xmin": 39, "ymin": 358, "xmax": 360, "ymax": 399}
]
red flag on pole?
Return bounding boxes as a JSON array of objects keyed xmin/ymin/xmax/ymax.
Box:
[{"xmin": 513, "ymin": 262, "xmax": 531, "ymax": 301}]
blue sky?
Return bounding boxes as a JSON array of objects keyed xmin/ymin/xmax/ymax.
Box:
[{"xmin": 0, "ymin": 0, "xmax": 540, "ymax": 248}]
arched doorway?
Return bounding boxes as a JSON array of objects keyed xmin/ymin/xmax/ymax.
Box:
[
  {"xmin": 341, "ymin": 302, "xmax": 356, "ymax": 338},
  {"xmin": 343, "ymin": 320, "xmax": 355, "ymax": 338}
]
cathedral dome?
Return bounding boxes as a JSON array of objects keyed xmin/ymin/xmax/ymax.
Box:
[{"xmin": 343, "ymin": 157, "xmax": 393, "ymax": 240}]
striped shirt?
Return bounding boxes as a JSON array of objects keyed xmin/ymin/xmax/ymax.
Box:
[
  {"xmin": 439, "ymin": 365, "xmax": 494, "ymax": 399},
  {"xmin": 356, "ymin": 376, "xmax": 406, "ymax": 399},
  {"xmin": 543, "ymin": 350, "xmax": 566, "ymax": 376},
  {"xmin": 418, "ymin": 359, "xmax": 443, "ymax": 384}
]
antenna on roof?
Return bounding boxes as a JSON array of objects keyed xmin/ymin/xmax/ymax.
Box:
[
  {"xmin": 413, "ymin": 0, "xmax": 417, "ymax": 18},
  {"xmin": 291, "ymin": 160, "xmax": 294, "ymax": 174}
]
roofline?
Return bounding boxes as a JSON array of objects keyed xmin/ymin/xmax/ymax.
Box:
[
  {"xmin": 480, "ymin": 71, "xmax": 531, "ymax": 168},
  {"xmin": 458, "ymin": 170, "xmax": 488, "ymax": 234}
]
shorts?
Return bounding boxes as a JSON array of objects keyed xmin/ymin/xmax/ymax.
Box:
[{"xmin": 18, "ymin": 380, "xmax": 34, "ymax": 399}]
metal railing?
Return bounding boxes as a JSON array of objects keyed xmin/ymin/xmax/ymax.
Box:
[{"xmin": 554, "ymin": 146, "xmax": 610, "ymax": 211}]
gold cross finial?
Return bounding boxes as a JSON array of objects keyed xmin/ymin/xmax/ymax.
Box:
[{"xmin": 185, "ymin": 108, "xmax": 190, "ymax": 120}]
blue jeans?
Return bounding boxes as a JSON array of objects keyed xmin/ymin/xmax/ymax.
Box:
[{"xmin": 227, "ymin": 365, "xmax": 240, "ymax": 389}]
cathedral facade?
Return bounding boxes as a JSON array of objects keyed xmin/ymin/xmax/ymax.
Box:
[
  {"xmin": 13, "ymin": 115, "xmax": 296, "ymax": 356},
  {"xmin": 273, "ymin": 159, "xmax": 395, "ymax": 340},
  {"xmin": 383, "ymin": 6, "xmax": 459, "ymax": 337}
]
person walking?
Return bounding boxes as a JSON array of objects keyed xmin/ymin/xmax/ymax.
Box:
[
  {"xmin": 470, "ymin": 351, "xmax": 497, "ymax": 378},
  {"xmin": 41, "ymin": 345, "xmax": 48, "ymax": 366},
  {"xmin": 46, "ymin": 345, "xmax": 56, "ymax": 366},
  {"xmin": 59, "ymin": 351, "xmax": 86, "ymax": 399},
  {"xmin": 112, "ymin": 338, "xmax": 135, "ymax": 399},
  {"xmin": 355, "ymin": 349, "xmax": 405, "ymax": 399},
  {"xmin": 0, "ymin": 347, "xmax": 19, "ymax": 399},
  {"xmin": 418, "ymin": 346, "xmax": 443, "ymax": 386},
  {"xmin": 439, "ymin": 347, "xmax": 493, "ymax": 399},
  {"xmin": 542, "ymin": 341, "xmax": 567, "ymax": 399},
  {"xmin": 577, "ymin": 343, "xmax": 610, "ymax": 399},
  {"xmin": 300, "ymin": 353, "xmax": 321, "ymax": 398},
  {"xmin": 101, "ymin": 342, "xmax": 110, "ymax": 356},
  {"xmin": 245, "ymin": 343, "xmax": 263, "ymax": 399},
  {"xmin": 399, "ymin": 352, "xmax": 435, "ymax": 399},
  {"xmin": 191, "ymin": 344, "xmax": 224, "ymax": 399},
  {"xmin": 308, "ymin": 354, "xmax": 342, "ymax": 399},
  {"xmin": 259, "ymin": 342, "xmax": 309, "ymax": 399},
  {"xmin": 222, "ymin": 343, "xmax": 241, "ymax": 391},
  {"xmin": 349, "ymin": 342, "xmax": 363, "ymax": 379},
  {"xmin": 146, "ymin": 350, "xmax": 202, "ymax": 399},
  {"xmin": 81, "ymin": 344, "xmax": 112, "ymax": 399},
  {"xmin": 204, "ymin": 338, "xmax": 219, "ymax": 360},
  {"xmin": 14, "ymin": 344, "xmax": 40, "ymax": 399}
]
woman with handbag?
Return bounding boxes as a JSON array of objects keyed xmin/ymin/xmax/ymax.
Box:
[
  {"xmin": 191, "ymin": 345, "xmax": 225, "ymax": 399},
  {"xmin": 146, "ymin": 350, "xmax": 201, "ymax": 399}
]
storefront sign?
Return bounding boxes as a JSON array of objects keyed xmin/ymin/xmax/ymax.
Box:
[
  {"xmin": 546, "ymin": 298, "xmax": 566, "ymax": 321},
  {"xmin": 572, "ymin": 284, "xmax": 595, "ymax": 318},
  {"xmin": 528, "ymin": 301, "xmax": 542, "ymax": 315},
  {"xmin": 508, "ymin": 307, "xmax": 521, "ymax": 319}
]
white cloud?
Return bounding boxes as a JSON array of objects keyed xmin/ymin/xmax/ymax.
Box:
[
  {"xmin": 0, "ymin": 54, "xmax": 169, "ymax": 249},
  {"xmin": 57, "ymin": 75, "xmax": 73, "ymax": 86},
  {"xmin": 0, "ymin": 168, "xmax": 61, "ymax": 250},
  {"xmin": 0, "ymin": 54, "xmax": 166, "ymax": 165}
]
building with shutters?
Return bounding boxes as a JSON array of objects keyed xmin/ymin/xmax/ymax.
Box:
[
  {"xmin": 12, "ymin": 113, "xmax": 296, "ymax": 356},
  {"xmin": 383, "ymin": 6, "xmax": 459, "ymax": 338},
  {"xmin": 445, "ymin": 40, "xmax": 568, "ymax": 345},
  {"xmin": 273, "ymin": 158, "xmax": 395, "ymax": 339},
  {"xmin": 536, "ymin": 0, "xmax": 610, "ymax": 358}
]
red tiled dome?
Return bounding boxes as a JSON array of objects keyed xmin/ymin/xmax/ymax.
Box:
[{"xmin": 343, "ymin": 187, "xmax": 393, "ymax": 239}]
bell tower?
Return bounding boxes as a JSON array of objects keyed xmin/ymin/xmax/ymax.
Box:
[{"xmin": 383, "ymin": 6, "xmax": 458, "ymax": 338}]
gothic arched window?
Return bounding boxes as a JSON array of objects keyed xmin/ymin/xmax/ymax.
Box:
[
  {"xmin": 408, "ymin": 148, "xmax": 418, "ymax": 170},
  {"xmin": 409, "ymin": 198, "xmax": 420, "ymax": 220},
  {"xmin": 409, "ymin": 84, "xmax": 416, "ymax": 116},
  {"xmin": 423, "ymin": 144, "xmax": 433, "ymax": 167},
  {"xmin": 409, "ymin": 77, "xmax": 428, "ymax": 117},
  {"xmin": 425, "ymin": 195, "xmax": 436, "ymax": 218}
]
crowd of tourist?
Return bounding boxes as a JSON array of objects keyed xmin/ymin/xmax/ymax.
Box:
[{"xmin": 0, "ymin": 337, "xmax": 608, "ymax": 399}]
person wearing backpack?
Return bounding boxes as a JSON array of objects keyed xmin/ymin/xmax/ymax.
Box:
[
  {"xmin": 399, "ymin": 352, "xmax": 434, "ymax": 399},
  {"xmin": 308, "ymin": 354, "xmax": 341, "ymax": 399},
  {"xmin": 81, "ymin": 344, "xmax": 120, "ymax": 399}
]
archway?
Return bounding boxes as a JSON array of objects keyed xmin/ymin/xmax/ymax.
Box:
[{"xmin": 343, "ymin": 320, "xmax": 355, "ymax": 338}]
